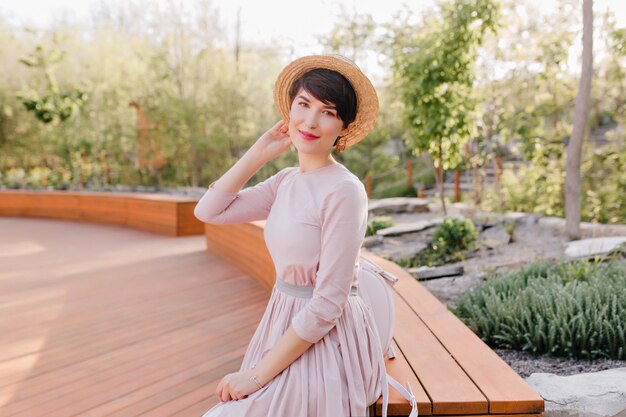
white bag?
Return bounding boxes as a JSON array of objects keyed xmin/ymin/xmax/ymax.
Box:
[{"xmin": 357, "ymin": 256, "xmax": 418, "ymax": 417}]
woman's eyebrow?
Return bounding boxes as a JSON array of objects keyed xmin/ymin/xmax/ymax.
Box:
[{"xmin": 297, "ymin": 95, "xmax": 337, "ymax": 110}]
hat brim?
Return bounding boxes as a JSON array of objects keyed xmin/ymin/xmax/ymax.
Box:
[{"xmin": 273, "ymin": 55, "xmax": 379, "ymax": 149}]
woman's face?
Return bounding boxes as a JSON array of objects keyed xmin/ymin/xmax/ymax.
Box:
[{"xmin": 288, "ymin": 87, "xmax": 349, "ymax": 155}]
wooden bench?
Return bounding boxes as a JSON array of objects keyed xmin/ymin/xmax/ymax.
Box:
[
  {"xmin": 0, "ymin": 190, "xmax": 204, "ymax": 237},
  {"xmin": 202, "ymin": 221, "xmax": 545, "ymax": 417}
]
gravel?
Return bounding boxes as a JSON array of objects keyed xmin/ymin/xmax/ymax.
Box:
[{"xmin": 492, "ymin": 348, "xmax": 626, "ymax": 378}]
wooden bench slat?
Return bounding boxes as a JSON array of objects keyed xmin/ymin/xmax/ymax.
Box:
[
  {"xmin": 368, "ymin": 254, "xmax": 545, "ymax": 415},
  {"xmin": 373, "ymin": 338, "xmax": 433, "ymax": 416},
  {"xmin": 0, "ymin": 191, "xmax": 204, "ymax": 236},
  {"xmin": 392, "ymin": 290, "xmax": 488, "ymax": 415}
]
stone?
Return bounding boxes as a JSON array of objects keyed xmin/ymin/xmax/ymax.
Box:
[
  {"xmin": 581, "ymin": 222, "xmax": 626, "ymax": 238},
  {"xmin": 450, "ymin": 202, "xmax": 477, "ymax": 219},
  {"xmin": 564, "ymin": 237, "xmax": 626, "ymax": 259},
  {"xmin": 504, "ymin": 211, "xmax": 527, "ymax": 220},
  {"xmin": 408, "ymin": 265, "xmax": 464, "ymax": 280},
  {"xmin": 362, "ymin": 234, "xmax": 384, "ymax": 248},
  {"xmin": 538, "ymin": 216, "xmax": 626, "ymax": 238},
  {"xmin": 368, "ymin": 197, "xmax": 430, "ymax": 215},
  {"xmin": 538, "ymin": 216, "xmax": 567, "ymax": 230},
  {"xmin": 504, "ymin": 212, "xmax": 541, "ymax": 226},
  {"xmin": 376, "ymin": 218, "xmax": 444, "ymax": 237},
  {"xmin": 483, "ymin": 238, "xmax": 505, "ymax": 249},
  {"xmin": 375, "ymin": 240, "xmax": 428, "ymax": 262},
  {"xmin": 525, "ymin": 367, "xmax": 626, "ymax": 417}
]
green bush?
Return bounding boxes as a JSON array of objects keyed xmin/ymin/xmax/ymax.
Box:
[
  {"xmin": 374, "ymin": 183, "xmax": 417, "ymax": 199},
  {"xmin": 367, "ymin": 216, "xmax": 394, "ymax": 236},
  {"xmin": 415, "ymin": 217, "xmax": 479, "ymax": 266},
  {"xmin": 481, "ymin": 158, "xmax": 565, "ymax": 217},
  {"xmin": 480, "ymin": 136, "xmax": 626, "ymax": 224},
  {"xmin": 452, "ymin": 259, "xmax": 626, "ymax": 360}
]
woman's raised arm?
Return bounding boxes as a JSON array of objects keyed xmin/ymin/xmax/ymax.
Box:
[{"xmin": 193, "ymin": 120, "xmax": 292, "ymax": 224}]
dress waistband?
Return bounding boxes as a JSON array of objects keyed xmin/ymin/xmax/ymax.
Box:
[{"xmin": 274, "ymin": 277, "xmax": 358, "ymax": 299}]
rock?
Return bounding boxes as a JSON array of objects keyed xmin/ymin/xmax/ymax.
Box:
[
  {"xmin": 483, "ymin": 238, "xmax": 506, "ymax": 249},
  {"xmin": 581, "ymin": 222, "xmax": 626, "ymax": 238},
  {"xmin": 376, "ymin": 218, "xmax": 444, "ymax": 237},
  {"xmin": 564, "ymin": 237, "xmax": 626, "ymax": 259},
  {"xmin": 408, "ymin": 265, "xmax": 464, "ymax": 280},
  {"xmin": 538, "ymin": 216, "xmax": 626, "ymax": 238},
  {"xmin": 504, "ymin": 212, "xmax": 541, "ymax": 226},
  {"xmin": 375, "ymin": 240, "xmax": 428, "ymax": 262},
  {"xmin": 368, "ymin": 197, "xmax": 430, "ymax": 215},
  {"xmin": 450, "ymin": 202, "xmax": 477, "ymax": 218},
  {"xmin": 525, "ymin": 367, "xmax": 626, "ymax": 417},
  {"xmin": 469, "ymin": 210, "xmax": 503, "ymax": 231},
  {"xmin": 538, "ymin": 216, "xmax": 566, "ymax": 230},
  {"xmin": 362, "ymin": 235, "xmax": 384, "ymax": 248}
]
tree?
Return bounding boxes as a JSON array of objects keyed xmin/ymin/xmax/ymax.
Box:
[
  {"xmin": 565, "ymin": 0, "xmax": 593, "ymax": 240},
  {"xmin": 317, "ymin": 6, "xmax": 376, "ymax": 64},
  {"xmin": 390, "ymin": 0, "xmax": 498, "ymax": 215},
  {"xmin": 317, "ymin": 8, "xmax": 402, "ymax": 183}
]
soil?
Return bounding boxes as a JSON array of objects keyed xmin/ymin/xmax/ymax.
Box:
[{"xmin": 366, "ymin": 202, "xmax": 626, "ymax": 378}]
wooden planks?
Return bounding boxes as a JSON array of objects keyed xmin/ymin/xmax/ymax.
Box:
[
  {"xmin": 374, "ymin": 339, "xmax": 431, "ymax": 416},
  {"xmin": 204, "ymin": 220, "xmax": 276, "ymax": 291},
  {"xmin": 0, "ymin": 217, "xmax": 268, "ymax": 416},
  {"xmin": 366, "ymin": 254, "xmax": 545, "ymax": 415},
  {"xmin": 0, "ymin": 190, "xmax": 205, "ymax": 236}
]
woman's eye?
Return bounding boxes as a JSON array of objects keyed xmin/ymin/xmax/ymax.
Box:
[
  {"xmin": 298, "ymin": 102, "xmax": 308, "ymax": 107},
  {"xmin": 323, "ymin": 111, "xmax": 337, "ymax": 117}
]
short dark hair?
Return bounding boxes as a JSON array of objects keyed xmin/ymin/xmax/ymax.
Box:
[{"xmin": 289, "ymin": 68, "xmax": 357, "ymax": 129}]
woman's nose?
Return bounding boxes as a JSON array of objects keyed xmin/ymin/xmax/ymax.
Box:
[{"xmin": 305, "ymin": 111, "xmax": 319, "ymax": 128}]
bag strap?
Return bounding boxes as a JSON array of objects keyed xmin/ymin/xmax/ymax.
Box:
[
  {"xmin": 359, "ymin": 256, "xmax": 399, "ymax": 286},
  {"xmin": 381, "ymin": 371, "xmax": 418, "ymax": 417}
]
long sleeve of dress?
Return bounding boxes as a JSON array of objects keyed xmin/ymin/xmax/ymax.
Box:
[
  {"xmin": 193, "ymin": 167, "xmax": 293, "ymax": 225},
  {"xmin": 290, "ymin": 180, "xmax": 368, "ymax": 344}
]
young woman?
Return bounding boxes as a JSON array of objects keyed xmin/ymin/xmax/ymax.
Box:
[{"xmin": 195, "ymin": 55, "xmax": 385, "ymax": 417}]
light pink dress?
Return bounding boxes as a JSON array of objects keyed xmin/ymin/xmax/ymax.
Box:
[{"xmin": 195, "ymin": 162, "xmax": 385, "ymax": 417}]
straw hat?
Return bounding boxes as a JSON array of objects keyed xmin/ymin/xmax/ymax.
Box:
[{"xmin": 273, "ymin": 54, "xmax": 379, "ymax": 152}]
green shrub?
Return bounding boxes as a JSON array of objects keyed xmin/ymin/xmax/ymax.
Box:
[
  {"xmin": 452, "ymin": 259, "xmax": 626, "ymax": 359},
  {"xmin": 414, "ymin": 217, "xmax": 479, "ymax": 266},
  {"xmin": 374, "ymin": 183, "xmax": 417, "ymax": 199},
  {"xmin": 367, "ymin": 215, "xmax": 394, "ymax": 236}
]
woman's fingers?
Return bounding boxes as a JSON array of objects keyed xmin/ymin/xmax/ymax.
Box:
[
  {"xmin": 271, "ymin": 119, "xmax": 284, "ymax": 132},
  {"xmin": 215, "ymin": 378, "xmax": 223, "ymax": 399},
  {"xmin": 221, "ymin": 386, "xmax": 232, "ymax": 402}
]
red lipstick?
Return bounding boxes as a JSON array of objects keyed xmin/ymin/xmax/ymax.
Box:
[{"xmin": 298, "ymin": 130, "xmax": 320, "ymax": 140}]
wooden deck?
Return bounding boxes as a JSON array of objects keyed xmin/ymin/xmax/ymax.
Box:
[
  {"xmin": 1, "ymin": 189, "xmax": 545, "ymax": 416},
  {"xmin": 0, "ymin": 217, "xmax": 265, "ymax": 416}
]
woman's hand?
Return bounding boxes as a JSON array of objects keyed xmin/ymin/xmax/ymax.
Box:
[
  {"xmin": 215, "ymin": 368, "xmax": 263, "ymax": 402},
  {"xmin": 251, "ymin": 120, "xmax": 292, "ymax": 163}
]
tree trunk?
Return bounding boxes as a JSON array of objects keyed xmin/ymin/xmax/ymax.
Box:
[
  {"xmin": 454, "ymin": 170, "xmax": 460, "ymax": 203},
  {"xmin": 565, "ymin": 0, "xmax": 593, "ymax": 240},
  {"xmin": 437, "ymin": 140, "xmax": 447, "ymax": 216}
]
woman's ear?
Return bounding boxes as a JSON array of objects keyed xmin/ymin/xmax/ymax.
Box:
[{"xmin": 340, "ymin": 126, "xmax": 349, "ymax": 136}]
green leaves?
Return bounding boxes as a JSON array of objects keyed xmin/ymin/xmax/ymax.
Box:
[
  {"xmin": 414, "ymin": 216, "xmax": 479, "ymax": 266},
  {"xmin": 16, "ymin": 42, "xmax": 87, "ymax": 126},
  {"xmin": 389, "ymin": 0, "xmax": 499, "ymax": 194},
  {"xmin": 367, "ymin": 216, "xmax": 394, "ymax": 237},
  {"xmin": 19, "ymin": 90, "xmax": 87, "ymax": 125},
  {"xmin": 452, "ymin": 259, "xmax": 626, "ymax": 360}
]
